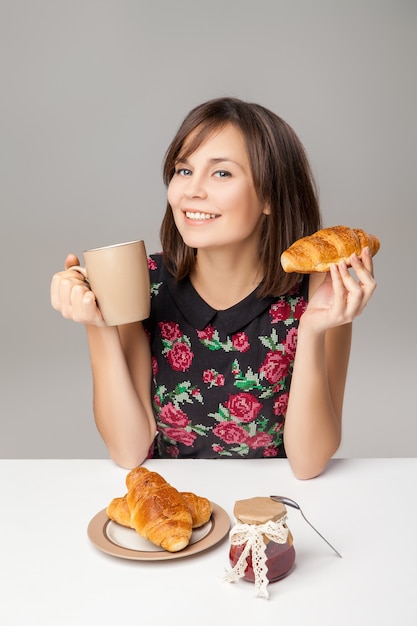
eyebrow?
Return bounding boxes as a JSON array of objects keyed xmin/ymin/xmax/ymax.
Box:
[{"xmin": 176, "ymin": 156, "xmax": 242, "ymax": 167}]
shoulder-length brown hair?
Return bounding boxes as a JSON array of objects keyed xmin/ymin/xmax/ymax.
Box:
[{"xmin": 160, "ymin": 97, "xmax": 321, "ymax": 297}]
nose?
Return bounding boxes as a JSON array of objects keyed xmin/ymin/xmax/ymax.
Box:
[{"xmin": 184, "ymin": 173, "xmax": 208, "ymax": 199}]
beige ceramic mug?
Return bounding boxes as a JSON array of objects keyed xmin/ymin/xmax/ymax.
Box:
[{"xmin": 70, "ymin": 240, "xmax": 150, "ymax": 326}]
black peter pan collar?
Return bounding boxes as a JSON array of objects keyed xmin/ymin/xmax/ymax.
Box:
[{"xmin": 162, "ymin": 262, "xmax": 277, "ymax": 335}]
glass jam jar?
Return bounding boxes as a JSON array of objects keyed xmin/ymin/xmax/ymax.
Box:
[{"xmin": 228, "ymin": 496, "xmax": 295, "ymax": 592}]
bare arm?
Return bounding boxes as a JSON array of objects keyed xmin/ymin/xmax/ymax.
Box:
[
  {"xmin": 284, "ymin": 321, "xmax": 351, "ymax": 479},
  {"xmin": 87, "ymin": 323, "xmax": 156, "ymax": 468},
  {"xmin": 51, "ymin": 254, "xmax": 156, "ymax": 468},
  {"xmin": 284, "ymin": 248, "xmax": 376, "ymax": 479}
]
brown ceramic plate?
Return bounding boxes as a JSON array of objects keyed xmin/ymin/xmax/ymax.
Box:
[{"xmin": 87, "ymin": 502, "xmax": 230, "ymax": 561}]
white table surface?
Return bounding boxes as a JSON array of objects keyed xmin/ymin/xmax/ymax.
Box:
[{"xmin": 1, "ymin": 458, "xmax": 416, "ymax": 626}]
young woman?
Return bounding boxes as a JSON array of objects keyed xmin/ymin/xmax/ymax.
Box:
[{"xmin": 50, "ymin": 97, "xmax": 376, "ymax": 479}]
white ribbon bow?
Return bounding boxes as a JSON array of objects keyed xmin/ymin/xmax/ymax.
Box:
[{"xmin": 224, "ymin": 518, "xmax": 289, "ymax": 599}]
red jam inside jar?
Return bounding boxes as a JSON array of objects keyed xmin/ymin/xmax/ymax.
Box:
[
  {"xmin": 229, "ymin": 534, "xmax": 295, "ymax": 582},
  {"xmin": 229, "ymin": 497, "xmax": 296, "ymax": 583}
]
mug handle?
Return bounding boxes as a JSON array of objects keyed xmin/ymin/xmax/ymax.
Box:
[{"xmin": 68, "ymin": 264, "xmax": 90, "ymax": 286}]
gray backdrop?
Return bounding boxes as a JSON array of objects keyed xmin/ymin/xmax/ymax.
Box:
[{"xmin": 1, "ymin": 0, "xmax": 416, "ymax": 459}]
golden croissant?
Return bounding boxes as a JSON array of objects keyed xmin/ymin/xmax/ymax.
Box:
[
  {"xmin": 106, "ymin": 467, "xmax": 212, "ymax": 552},
  {"xmin": 107, "ymin": 490, "xmax": 212, "ymax": 530},
  {"xmin": 180, "ymin": 492, "xmax": 213, "ymax": 528},
  {"xmin": 280, "ymin": 225, "xmax": 380, "ymax": 273},
  {"xmin": 106, "ymin": 496, "xmax": 132, "ymax": 528}
]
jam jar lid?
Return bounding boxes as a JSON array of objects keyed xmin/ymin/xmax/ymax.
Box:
[{"xmin": 233, "ymin": 496, "xmax": 287, "ymax": 525}]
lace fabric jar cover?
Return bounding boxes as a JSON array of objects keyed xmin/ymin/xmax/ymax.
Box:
[{"xmin": 226, "ymin": 496, "xmax": 295, "ymax": 598}]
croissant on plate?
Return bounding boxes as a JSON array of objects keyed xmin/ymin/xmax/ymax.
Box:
[
  {"xmin": 106, "ymin": 495, "xmax": 132, "ymax": 528},
  {"xmin": 180, "ymin": 492, "xmax": 213, "ymax": 528},
  {"xmin": 125, "ymin": 467, "xmax": 193, "ymax": 552},
  {"xmin": 107, "ymin": 489, "xmax": 212, "ymax": 530},
  {"xmin": 280, "ymin": 225, "xmax": 380, "ymax": 273}
]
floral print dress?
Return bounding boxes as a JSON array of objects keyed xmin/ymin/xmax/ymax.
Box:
[{"xmin": 143, "ymin": 254, "xmax": 309, "ymax": 459}]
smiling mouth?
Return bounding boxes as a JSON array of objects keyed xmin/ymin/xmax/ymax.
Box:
[{"xmin": 185, "ymin": 211, "xmax": 218, "ymax": 221}]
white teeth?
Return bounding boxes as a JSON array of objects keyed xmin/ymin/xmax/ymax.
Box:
[{"xmin": 185, "ymin": 211, "xmax": 217, "ymax": 221}]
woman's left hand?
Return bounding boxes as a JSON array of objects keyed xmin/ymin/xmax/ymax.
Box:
[{"xmin": 302, "ymin": 247, "xmax": 377, "ymax": 333}]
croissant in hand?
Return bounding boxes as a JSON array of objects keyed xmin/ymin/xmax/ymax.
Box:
[
  {"xmin": 280, "ymin": 225, "xmax": 380, "ymax": 273},
  {"xmin": 123, "ymin": 467, "xmax": 193, "ymax": 552}
]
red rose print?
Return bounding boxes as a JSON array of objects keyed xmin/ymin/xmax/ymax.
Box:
[
  {"xmin": 247, "ymin": 433, "xmax": 273, "ymax": 449},
  {"xmin": 166, "ymin": 445, "xmax": 179, "ymax": 457},
  {"xmin": 260, "ymin": 351, "xmax": 290, "ymax": 384},
  {"xmin": 226, "ymin": 392, "xmax": 262, "ymax": 423},
  {"xmin": 232, "ymin": 332, "xmax": 250, "ymax": 352},
  {"xmin": 284, "ymin": 327, "xmax": 298, "ymax": 359},
  {"xmin": 159, "ymin": 402, "xmax": 189, "ymax": 427},
  {"xmin": 197, "ymin": 325, "xmax": 216, "ymax": 341},
  {"xmin": 270, "ymin": 300, "xmax": 291, "ymax": 323},
  {"xmin": 263, "ymin": 446, "xmax": 279, "ymax": 457},
  {"xmin": 294, "ymin": 298, "xmax": 307, "ymax": 320},
  {"xmin": 165, "ymin": 428, "xmax": 197, "ymax": 447},
  {"xmin": 203, "ymin": 369, "xmax": 225, "ymax": 387},
  {"xmin": 159, "ymin": 321, "xmax": 183, "ymax": 341},
  {"xmin": 203, "ymin": 369, "xmax": 215, "ymax": 384},
  {"xmin": 167, "ymin": 342, "xmax": 194, "ymax": 371},
  {"xmin": 213, "ymin": 422, "xmax": 249, "ymax": 444},
  {"xmin": 151, "ymin": 356, "xmax": 158, "ymax": 377},
  {"xmin": 273, "ymin": 393, "xmax": 289, "ymax": 416},
  {"xmin": 148, "ymin": 258, "xmax": 157, "ymax": 270}
]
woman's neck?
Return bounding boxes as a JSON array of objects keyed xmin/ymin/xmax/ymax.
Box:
[{"xmin": 190, "ymin": 247, "xmax": 263, "ymax": 310}]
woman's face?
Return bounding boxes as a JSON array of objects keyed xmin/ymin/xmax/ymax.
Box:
[{"xmin": 167, "ymin": 123, "xmax": 269, "ymax": 252}]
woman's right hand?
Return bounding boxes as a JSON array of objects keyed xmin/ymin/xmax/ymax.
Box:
[{"xmin": 50, "ymin": 253, "xmax": 106, "ymax": 327}]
